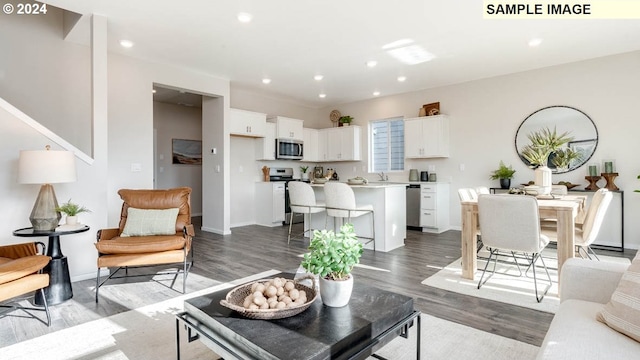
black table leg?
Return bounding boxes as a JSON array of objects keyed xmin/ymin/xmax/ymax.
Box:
[{"xmin": 35, "ymin": 235, "xmax": 73, "ymax": 305}]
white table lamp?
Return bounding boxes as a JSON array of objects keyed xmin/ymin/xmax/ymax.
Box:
[{"xmin": 18, "ymin": 145, "xmax": 77, "ymax": 231}]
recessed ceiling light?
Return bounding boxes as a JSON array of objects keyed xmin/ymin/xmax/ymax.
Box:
[
  {"xmin": 373, "ymin": 91, "xmax": 380, "ymax": 96},
  {"xmin": 528, "ymin": 38, "xmax": 543, "ymax": 47},
  {"xmin": 119, "ymin": 39, "xmax": 134, "ymax": 48},
  {"xmin": 262, "ymin": 78, "xmax": 271, "ymax": 84},
  {"xmin": 237, "ymin": 12, "xmax": 253, "ymax": 23},
  {"xmin": 314, "ymin": 75, "xmax": 324, "ymax": 81},
  {"xmin": 152, "ymin": 89, "xmax": 157, "ymax": 94},
  {"xmin": 397, "ymin": 76, "xmax": 407, "ymax": 82},
  {"xmin": 366, "ymin": 60, "xmax": 378, "ymax": 68},
  {"xmin": 319, "ymin": 93, "xmax": 326, "ymax": 98},
  {"xmin": 387, "ymin": 45, "xmax": 434, "ymax": 65}
]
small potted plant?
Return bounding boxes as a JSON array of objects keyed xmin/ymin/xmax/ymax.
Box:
[
  {"xmin": 339, "ymin": 115, "xmax": 353, "ymax": 127},
  {"xmin": 301, "ymin": 223, "xmax": 363, "ymax": 307},
  {"xmin": 490, "ymin": 161, "xmax": 517, "ymax": 189},
  {"xmin": 300, "ymin": 165, "xmax": 309, "ymax": 181},
  {"xmin": 55, "ymin": 199, "xmax": 91, "ymax": 225}
]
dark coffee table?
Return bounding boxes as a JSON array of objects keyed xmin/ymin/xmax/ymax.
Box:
[{"xmin": 175, "ymin": 274, "xmax": 420, "ymax": 360}]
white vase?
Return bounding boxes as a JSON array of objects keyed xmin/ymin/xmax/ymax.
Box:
[
  {"xmin": 66, "ymin": 215, "xmax": 78, "ymax": 225},
  {"xmin": 319, "ymin": 274, "xmax": 354, "ymax": 307},
  {"xmin": 534, "ymin": 166, "xmax": 552, "ymax": 195}
]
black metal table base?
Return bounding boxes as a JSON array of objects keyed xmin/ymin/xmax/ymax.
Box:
[{"xmin": 175, "ymin": 310, "xmax": 421, "ymax": 360}]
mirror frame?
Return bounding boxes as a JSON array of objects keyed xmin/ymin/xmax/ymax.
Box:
[{"xmin": 514, "ymin": 105, "xmax": 598, "ymax": 174}]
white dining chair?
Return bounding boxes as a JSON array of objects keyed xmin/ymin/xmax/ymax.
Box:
[
  {"xmin": 477, "ymin": 194, "xmax": 552, "ymax": 303},
  {"xmin": 476, "ymin": 186, "xmax": 490, "ymax": 195},
  {"xmin": 550, "ymin": 185, "xmax": 568, "ymax": 196},
  {"xmin": 543, "ymin": 188, "xmax": 612, "ymax": 260},
  {"xmin": 323, "ymin": 182, "xmax": 375, "ymax": 251},
  {"xmin": 287, "ymin": 182, "xmax": 326, "ymax": 243},
  {"xmin": 457, "ymin": 188, "xmax": 478, "ymax": 202}
]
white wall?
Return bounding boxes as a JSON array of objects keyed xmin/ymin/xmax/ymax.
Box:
[
  {"xmin": 153, "ymin": 101, "xmax": 203, "ymax": 215},
  {"xmin": 318, "ymin": 51, "xmax": 640, "ymax": 249},
  {"xmin": 0, "ymin": 3, "xmax": 92, "ymax": 155}
]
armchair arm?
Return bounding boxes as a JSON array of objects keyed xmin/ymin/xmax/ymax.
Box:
[
  {"xmin": 96, "ymin": 228, "xmax": 120, "ymax": 242},
  {"xmin": 0, "ymin": 242, "xmax": 38, "ymax": 259},
  {"xmin": 560, "ymin": 258, "xmax": 629, "ymax": 304},
  {"xmin": 183, "ymin": 224, "xmax": 195, "ymax": 238}
]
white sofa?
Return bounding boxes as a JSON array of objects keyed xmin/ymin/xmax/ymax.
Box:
[{"xmin": 536, "ymin": 257, "xmax": 640, "ymax": 359}]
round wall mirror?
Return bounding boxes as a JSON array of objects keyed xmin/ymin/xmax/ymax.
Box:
[{"xmin": 515, "ymin": 106, "xmax": 598, "ymax": 174}]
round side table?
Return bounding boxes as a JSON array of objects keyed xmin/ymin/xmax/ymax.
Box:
[{"xmin": 13, "ymin": 225, "xmax": 90, "ymax": 305}]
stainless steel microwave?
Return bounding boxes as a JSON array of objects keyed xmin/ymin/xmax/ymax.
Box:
[{"xmin": 276, "ymin": 138, "xmax": 303, "ymax": 160}]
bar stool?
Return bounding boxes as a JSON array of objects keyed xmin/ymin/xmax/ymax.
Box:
[
  {"xmin": 323, "ymin": 182, "xmax": 375, "ymax": 251},
  {"xmin": 287, "ymin": 182, "xmax": 326, "ymax": 243}
]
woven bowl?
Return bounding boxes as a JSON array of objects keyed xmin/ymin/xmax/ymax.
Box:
[{"xmin": 219, "ymin": 275, "xmax": 317, "ymax": 320}]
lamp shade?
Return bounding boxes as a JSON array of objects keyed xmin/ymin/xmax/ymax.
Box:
[{"xmin": 18, "ymin": 149, "xmax": 77, "ymax": 184}]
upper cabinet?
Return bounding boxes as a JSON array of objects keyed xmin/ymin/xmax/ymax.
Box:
[
  {"xmin": 404, "ymin": 115, "xmax": 449, "ymax": 158},
  {"xmin": 256, "ymin": 122, "xmax": 276, "ymax": 160},
  {"xmin": 319, "ymin": 125, "xmax": 361, "ymax": 162},
  {"xmin": 269, "ymin": 116, "xmax": 304, "ymax": 141},
  {"xmin": 230, "ymin": 109, "xmax": 267, "ymax": 138},
  {"xmin": 302, "ymin": 128, "xmax": 319, "ymax": 162}
]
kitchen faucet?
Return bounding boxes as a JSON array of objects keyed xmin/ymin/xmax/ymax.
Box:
[{"xmin": 378, "ymin": 172, "xmax": 388, "ymax": 181}]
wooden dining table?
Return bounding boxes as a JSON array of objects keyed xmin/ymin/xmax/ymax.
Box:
[{"xmin": 461, "ymin": 197, "xmax": 581, "ymax": 284}]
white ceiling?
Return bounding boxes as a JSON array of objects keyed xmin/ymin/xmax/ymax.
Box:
[{"xmin": 45, "ymin": 0, "xmax": 640, "ymax": 108}]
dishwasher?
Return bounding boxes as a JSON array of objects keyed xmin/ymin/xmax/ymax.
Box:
[{"xmin": 406, "ymin": 184, "xmax": 421, "ymax": 229}]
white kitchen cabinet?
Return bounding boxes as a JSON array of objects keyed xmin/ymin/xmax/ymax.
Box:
[
  {"xmin": 404, "ymin": 115, "xmax": 449, "ymax": 158},
  {"xmin": 255, "ymin": 182, "xmax": 285, "ymax": 227},
  {"xmin": 302, "ymin": 128, "xmax": 318, "ymax": 162},
  {"xmin": 255, "ymin": 122, "xmax": 276, "ymax": 160},
  {"xmin": 269, "ymin": 116, "xmax": 304, "ymax": 141},
  {"xmin": 420, "ymin": 183, "xmax": 450, "ymax": 233},
  {"xmin": 319, "ymin": 125, "xmax": 361, "ymax": 161},
  {"xmin": 230, "ymin": 108, "xmax": 267, "ymax": 137},
  {"xmin": 317, "ymin": 130, "xmax": 328, "ymax": 161}
]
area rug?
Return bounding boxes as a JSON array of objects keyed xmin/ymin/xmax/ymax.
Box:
[
  {"xmin": 422, "ymin": 248, "xmax": 630, "ymax": 313},
  {"xmin": 2, "ymin": 270, "xmax": 540, "ymax": 360}
]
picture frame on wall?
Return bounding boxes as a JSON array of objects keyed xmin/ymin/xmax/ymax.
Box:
[{"xmin": 172, "ymin": 138, "xmax": 202, "ymax": 165}]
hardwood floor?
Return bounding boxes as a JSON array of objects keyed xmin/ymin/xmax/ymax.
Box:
[{"xmin": 1, "ymin": 218, "xmax": 635, "ymax": 349}]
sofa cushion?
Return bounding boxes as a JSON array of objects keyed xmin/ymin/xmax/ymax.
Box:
[
  {"xmin": 537, "ymin": 299, "xmax": 640, "ymax": 359},
  {"xmin": 597, "ymin": 255, "xmax": 640, "ymax": 342},
  {"xmin": 0, "ymin": 255, "xmax": 50, "ymax": 285},
  {"xmin": 95, "ymin": 235, "xmax": 186, "ymax": 255},
  {"xmin": 120, "ymin": 207, "xmax": 179, "ymax": 237}
]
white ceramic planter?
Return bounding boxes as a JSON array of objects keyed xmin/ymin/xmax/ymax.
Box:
[
  {"xmin": 534, "ymin": 165, "xmax": 552, "ymax": 195},
  {"xmin": 66, "ymin": 215, "xmax": 78, "ymax": 225},
  {"xmin": 319, "ymin": 274, "xmax": 354, "ymax": 307}
]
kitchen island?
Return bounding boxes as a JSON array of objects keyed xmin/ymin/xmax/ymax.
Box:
[{"xmin": 309, "ymin": 182, "xmax": 408, "ymax": 252}]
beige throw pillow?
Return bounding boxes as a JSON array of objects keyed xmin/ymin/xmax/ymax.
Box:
[
  {"xmin": 120, "ymin": 208, "xmax": 179, "ymax": 237},
  {"xmin": 597, "ymin": 254, "xmax": 640, "ymax": 342}
]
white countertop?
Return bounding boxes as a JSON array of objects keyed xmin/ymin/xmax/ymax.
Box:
[{"xmin": 310, "ymin": 181, "xmax": 409, "ymax": 188}]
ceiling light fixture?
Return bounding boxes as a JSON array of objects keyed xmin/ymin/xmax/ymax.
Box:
[
  {"xmin": 382, "ymin": 39, "xmax": 414, "ymax": 50},
  {"xmin": 386, "ymin": 45, "xmax": 434, "ymax": 65},
  {"xmin": 237, "ymin": 12, "xmax": 253, "ymax": 23},
  {"xmin": 314, "ymin": 75, "xmax": 324, "ymax": 81},
  {"xmin": 373, "ymin": 91, "xmax": 380, "ymax": 96},
  {"xmin": 119, "ymin": 39, "xmax": 134, "ymax": 48},
  {"xmin": 528, "ymin": 38, "xmax": 543, "ymax": 47},
  {"xmin": 397, "ymin": 76, "xmax": 407, "ymax": 82},
  {"xmin": 262, "ymin": 78, "xmax": 271, "ymax": 84},
  {"xmin": 366, "ymin": 60, "xmax": 377, "ymax": 68},
  {"xmin": 319, "ymin": 93, "xmax": 326, "ymax": 98},
  {"xmin": 152, "ymin": 89, "xmax": 157, "ymax": 94}
]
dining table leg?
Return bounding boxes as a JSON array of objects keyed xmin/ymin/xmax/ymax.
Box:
[
  {"xmin": 461, "ymin": 203, "xmax": 478, "ymax": 280},
  {"xmin": 555, "ymin": 207, "xmax": 576, "ymax": 282}
]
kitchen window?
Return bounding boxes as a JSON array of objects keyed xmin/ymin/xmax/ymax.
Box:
[{"xmin": 369, "ymin": 118, "xmax": 404, "ymax": 172}]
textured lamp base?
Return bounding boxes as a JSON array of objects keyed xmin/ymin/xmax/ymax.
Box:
[{"xmin": 29, "ymin": 184, "xmax": 61, "ymax": 232}]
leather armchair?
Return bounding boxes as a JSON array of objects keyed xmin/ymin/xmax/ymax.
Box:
[
  {"xmin": 0, "ymin": 242, "xmax": 51, "ymax": 325},
  {"xmin": 95, "ymin": 187, "xmax": 195, "ymax": 302}
]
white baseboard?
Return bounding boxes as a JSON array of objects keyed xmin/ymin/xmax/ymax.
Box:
[
  {"xmin": 201, "ymin": 226, "xmax": 231, "ymax": 235},
  {"xmin": 71, "ymin": 268, "xmax": 109, "ymax": 283}
]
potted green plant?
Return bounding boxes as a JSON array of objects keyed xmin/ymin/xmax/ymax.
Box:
[
  {"xmin": 55, "ymin": 199, "xmax": 91, "ymax": 225},
  {"xmin": 519, "ymin": 127, "xmax": 573, "ymax": 194},
  {"xmin": 339, "ymin": 115, "xmax": 353, "ymax": 126},
  {"xmin": 490, "ymin": 161, "xmax": 516, "ymax": 189},
  {"xmin": 301, "ymin": 223, "xmax": 363, "ymax": 307},
  {"xmin": 300, "ymin": 165, "xmax": 309, "ymax": 181}
]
